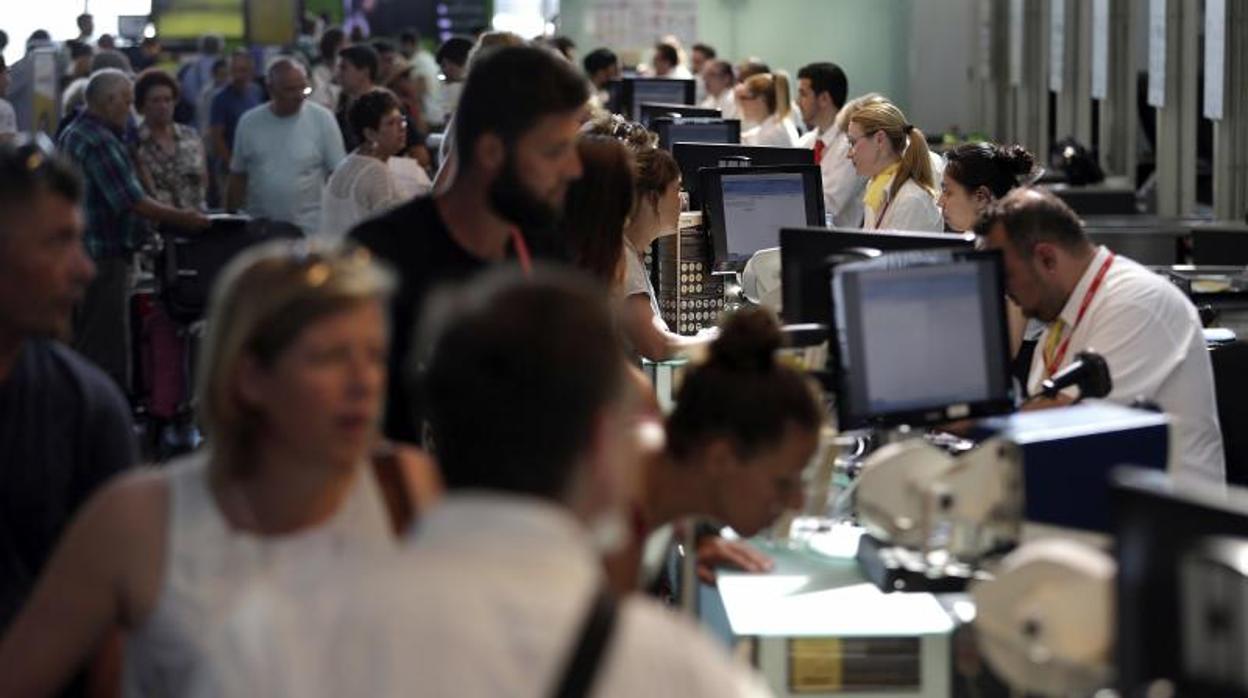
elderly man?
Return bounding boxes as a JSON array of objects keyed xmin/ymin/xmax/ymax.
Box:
[
  {"xmin": 56, "ymin": 68, "xmax": 208, "ymax": 389},
  {"xmin": 0, "ymin": 143, "xmax": 137, "ymax": 636},
  {"xmin": 226, "ymin": 58, "xmax": 345, "ymax": 234}
]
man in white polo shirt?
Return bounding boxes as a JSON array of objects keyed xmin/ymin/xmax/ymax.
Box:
[{"xmin": 977, "ymin": 187, "xmax": 1225, "ymax": 483}]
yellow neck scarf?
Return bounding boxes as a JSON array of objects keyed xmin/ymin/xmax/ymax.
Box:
[{"xmin": 863, "ymin": 162, "xmax": 901, "ymax": 212}]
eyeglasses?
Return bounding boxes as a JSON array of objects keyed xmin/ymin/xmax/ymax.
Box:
[{"xmin": 845, "ymin": 129, "xmax": 880, "ymax": 148}]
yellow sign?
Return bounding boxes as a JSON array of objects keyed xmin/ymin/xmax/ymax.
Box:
[{"xmin": 788, "ymin": 638, "xmax": 843, "ymax": 693}]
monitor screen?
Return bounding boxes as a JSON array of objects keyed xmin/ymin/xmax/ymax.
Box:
[
  {"xmin": 832, "ymin": 251, "xmax": 1012, "ymax": 428},
  {"xmin": 703, "ymin": 166, "xmax": 823, "ymax": 267},
  {"xmin": 655, "ymin": 119, "xmax": 740, "ymax": 151},
  {"xmin": 779, "ymin": 227, "xmax": 976, "ymax": 324}
]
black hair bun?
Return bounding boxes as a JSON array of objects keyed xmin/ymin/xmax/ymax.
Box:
[
  {"xmin": 709, "ymin": 306, "xmax": 782, "ymax": 373},
  {"xmin": 997, "ymin": 144, "xmax": 1036, "ymax": 179}
]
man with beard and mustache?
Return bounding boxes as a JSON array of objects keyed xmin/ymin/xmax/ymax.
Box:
[{"xmin": 349, "ymin": 45, "xmax": 588, "ymax": 445}]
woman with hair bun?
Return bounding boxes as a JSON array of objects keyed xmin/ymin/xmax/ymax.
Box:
[
  {"xmin": 939, "ymin": 142, "xmax": 1042, "ymax": 385},
  {"xmin": 609, "ymin": 306, "xmax": 824, "ymax": 591},
  {"xmin": 846, "ymin": 98, "xmax": 943, "ymax": 231},
  {"xmin": 939, "ymin": 142, "xmax": 1038, "ymax": 232}
]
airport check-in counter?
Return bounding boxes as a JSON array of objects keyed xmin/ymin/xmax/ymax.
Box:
[{"xmin": 717, "ymin": 530, "xmax": 958, "ymax": 698}]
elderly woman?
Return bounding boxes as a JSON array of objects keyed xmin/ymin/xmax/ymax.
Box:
[{"xmin": 134, "ymin": 68, "xmax": 208, "ymax": 210}]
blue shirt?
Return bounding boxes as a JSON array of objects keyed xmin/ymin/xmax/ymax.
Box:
[
  {"xmin": 56, "ymin": 111, "xmax": 148, "ymax": 259},
  {"xmin": 230, "ymin": 102, "xmax": 346, "ymax": 233},
  {"xmin": 210, "ymin": 82, "xmax": 265, "ymax": 151}
]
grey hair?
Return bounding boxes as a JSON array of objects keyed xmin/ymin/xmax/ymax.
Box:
[
  {"xmin": 266, "ymin": 56, "xmax": 308, "ymax": 82},
  {"xmin": 85, "ymin": 68, "xmax": 132, "ymax": 109},
  {"xmin": 89, "ymin": 49, "xmax": 133, "ymax": 76}
]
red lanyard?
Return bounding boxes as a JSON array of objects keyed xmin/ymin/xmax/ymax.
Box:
[
  {"xmin": 1045, "ymin": 252, "xmax": 1116, "ymax": 378},
  {"xmin": 508, "ymin": 226, "xmax": 532, "ymax": 277},
  {"xmin": 873, "ymin": 194, "xmax": 896, "ymax": 230}
]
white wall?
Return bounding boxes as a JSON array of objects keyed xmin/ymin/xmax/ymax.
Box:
[
  {"xmin": 907, "ymin": 0, "xmax": 978, "ymax": 134},
  {"xmin": 3, "ymin": 0, "xmax": 152, "ymax": 65}
]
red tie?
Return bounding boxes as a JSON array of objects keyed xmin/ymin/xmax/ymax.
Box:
[{"xmin": 813, "ymin": 139, "xmax": 826, "ymax": 163}]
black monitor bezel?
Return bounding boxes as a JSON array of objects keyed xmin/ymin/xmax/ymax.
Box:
[
  {"xmin": 607, "ymin": 78, "xmax": 697, "ymax": 121},
  {"xmin": 778, "ymin": 226, "xmax": 977, "ymax": 325},
  {"xmin": 701, "ymin": 165, "xmax": 825, "ymax": 270},
  {"xmin": 1112, "ymin": 466, "xmax": 1248, "ymax": 696},
  {"xmin": 671, "ymin": 142, "xmax": 815, "ymax": 210},
  {"xmin": 651, "ymin": 117, "xmax": 741, "ymax": 151},
  {"xmin": 830, "ymin": 248, "xmax": 1015, "ymax": 430}
]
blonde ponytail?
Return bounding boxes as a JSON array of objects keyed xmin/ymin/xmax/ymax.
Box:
[
  {"xmin": 772, "ymin": 71, "xmax": 792, "ymax": 122},
  {"xmin": 899, "ymin": 125, "xmax": 935, "ymax": 196},
  {"xmin": 743, "ymin": 71, "xmax": 792, "ymax": 122}
]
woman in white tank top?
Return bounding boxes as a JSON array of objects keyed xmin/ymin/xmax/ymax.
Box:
[{"xmin": 0, "ymin": 242, "xmax": 441, "ymax": 696}]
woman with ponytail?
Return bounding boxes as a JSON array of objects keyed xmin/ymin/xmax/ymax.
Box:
[
  {"xmin": 608, "ymin": 306, "xmax": 824, "ymax": 591},
  {"xmin": 846, "ymin": 98, "xmax": 943, "ymax": 231},
  {"xmin": 736, "ymin": 71, "xmax": 799, "ymax": 147}
]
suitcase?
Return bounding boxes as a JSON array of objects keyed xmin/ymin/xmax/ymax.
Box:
[{"xmin": 159, "ymin": 216, "xmax": 302, "ymax": 324}]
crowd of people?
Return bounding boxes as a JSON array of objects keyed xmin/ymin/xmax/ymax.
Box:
[{"xmin": 0, "ymin": 15, "xmax": 1229, "ymax": 697}]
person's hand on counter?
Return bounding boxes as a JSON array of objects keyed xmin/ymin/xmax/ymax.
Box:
[{"xmin": 696, "ymin": 535, "xmax": 774, "ymax": 585}]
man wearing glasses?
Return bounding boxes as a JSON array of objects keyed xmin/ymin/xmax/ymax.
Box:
[{"xmin": 226, "ymin": 58, "xmax": 346, "ymax": 235}]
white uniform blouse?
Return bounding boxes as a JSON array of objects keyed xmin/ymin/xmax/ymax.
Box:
[
  {"xmin": 741, "ymin": 114, "xmax": 798, "ymax": 148},
  {"xmin": 862, "ymin": 174, "xmax": 943, "ymax": 232}
]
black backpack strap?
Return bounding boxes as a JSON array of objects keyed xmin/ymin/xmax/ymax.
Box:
[{"xmin": 551, "ymin": 586, "xmax": 619, "ymax": 698}]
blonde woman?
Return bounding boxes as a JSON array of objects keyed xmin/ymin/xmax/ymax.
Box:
[
  {"xmin": 0, "ymin": 243, "xmax": 440, "ymax": 696},
  {"xmin": 736, "ymin": 72, "xmax": 798, "ymax": 147},
  {"xmin": 845, "ymin": 98, "xmax": 943, "ymax": 231}
]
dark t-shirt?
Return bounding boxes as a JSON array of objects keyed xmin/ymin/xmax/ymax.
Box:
[
  {"xmin": 350, "ymin": 196, "xmax": 489, "ymax": 444},
  {"xmin": 0, "ymin": 340, "xmax": 138, "ymax": 632}
]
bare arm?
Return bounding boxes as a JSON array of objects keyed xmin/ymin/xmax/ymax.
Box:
[
  {"xmin": 622, "ymin": 294, "xmax": 675, "ymax": 362},
  {"xmin": 209, "ymin": 125, "xmax": 230, "ymax": 163},
  {"xmin": 0, "ymin": 474, "xmax": 166, "ymax": 696},
  {"xmin": 225, "ymin": 173, "xmax": 247, "ymax": 213},
  {"xmin": 132, "ymin": 197, "xmax": 210, "ymax": 231}
]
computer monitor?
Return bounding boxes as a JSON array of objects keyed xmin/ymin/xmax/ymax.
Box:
[
  {"xmin": 701, "ymin": 165, "xmax": 824, "ymax": 268},
  {"xmin": 639, "ymin": 102, "xmax": 720, "ymax": 128},
  {"xmin": 118, "ymin": 16, "xmax": 149, "ymax": 41},
  {"xmin": 779, "ymin": 227, "xmax": 977, "ymax": 325},
  {"xmin": 671, "ymin": 143, "xmax": 814, "ymax": 209},
  {"xmin": 831, "ymin": 250, "xmax": 1013, "ymax": 429},
  {"xmin": 1113, "ymin": 466, "xmax": 1248, "ymax": 696},
  {"xmin": 607, "ymin": 78, "xmax": 696, "ymax": 121},
  {"xmin": 652, "ymin": 118, "xmax": 740, "ymax": 151}
]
